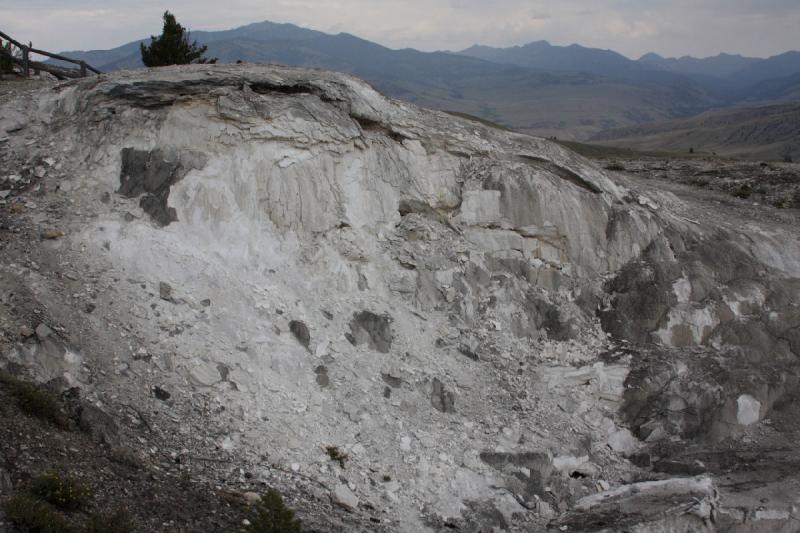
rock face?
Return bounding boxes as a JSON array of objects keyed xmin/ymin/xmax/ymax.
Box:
[
  {"xmin": 1, "ymin": 64, "xmax": 799, "ymax": 531},
  {"xmin": 332, "ymin": 483, "xmax": 360, "ymax": 511}
]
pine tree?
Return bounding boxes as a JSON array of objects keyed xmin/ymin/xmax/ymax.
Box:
[
  {"xmin": 140, "ymin": 11, "xmax": 216, "ymax": 67},
  {"xmin": 0, "ymin": 41, "xmax": 20, "ymax": 74}
]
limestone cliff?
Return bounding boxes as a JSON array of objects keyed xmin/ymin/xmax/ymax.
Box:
[{"xmin": 1, "ymin": 65, "xmax": 798, "ymax": 531}]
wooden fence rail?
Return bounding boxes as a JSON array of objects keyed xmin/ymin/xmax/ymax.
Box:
[{"xmin": 0, "ymin": 29, "xmax": 101, "ymax": 80}]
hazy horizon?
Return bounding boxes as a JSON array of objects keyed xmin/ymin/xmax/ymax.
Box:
[{"xmin": 5, "ymin": 1, "xmax": 800, "ymax": 60}]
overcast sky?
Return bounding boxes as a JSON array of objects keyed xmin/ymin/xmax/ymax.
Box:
[{"xmin": 4, "ymin": 0, "xmax": 799, "ymax": 59}]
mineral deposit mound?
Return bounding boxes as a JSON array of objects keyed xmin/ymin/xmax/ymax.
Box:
[{"xmin": 1, "ymin": 65, "xmax": 799, "ymax": 532}]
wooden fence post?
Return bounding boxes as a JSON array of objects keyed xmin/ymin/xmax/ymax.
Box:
[
  {"xmin": 22, "ymin": 46, "xmax": 29, "ymax": 78},
  {"xmin": 80, "ymin": 61, "xmax": 87, "ymax": 77}
]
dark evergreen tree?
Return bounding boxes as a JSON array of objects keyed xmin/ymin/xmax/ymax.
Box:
[
  {"xmin": 0, "ymin": 41, "xmax": 20, "ymax": 74},
  {"xmin": 140, "ymin": 11, "xmax": 216, "ymax": 67}
]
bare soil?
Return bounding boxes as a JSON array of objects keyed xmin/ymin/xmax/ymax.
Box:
[
  {"xmin": 0, "ymin": 379, "xmax": 252, "ymax": 533},
  {"xmin": 599, "ymin": 155, "xmax": 800, "ymax": 211}
]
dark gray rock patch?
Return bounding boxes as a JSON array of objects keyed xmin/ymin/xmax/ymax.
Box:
[
  {"xmin": 314, "ymin": 365, "xmax": 330, "ymax": 388},
  {"xmin": 381, "ymin": 373, "xmax": 402, "ymax": 388},
  {"xmin": 621, "ymin": 344, "xmax": 799, "ymax": 443},
  {"xmin": 598, "ymin": 239, "xmax": 683, "ymax": 343},
  {"xmin": 152, "ymin": 386, "xmax": 171, "ymax": 401},
  {"xmin": 289, "ymin": 320, "xmax": 311, "ymax": 350},
  {"xmin": 159, "ymin": 281, "xmax": 173, "ymax": 302},
  {"xmin": 117, "ymin": 148, "xmax": 205, "ymax": 226},
  {"xmin": 430, "ymin": 378, "xmax": 455, "ymax": 413},
  {"xmin": 479, "ymin": 450, "xmax": 561, "ymax": 503},
  {"xmin": 347, "ymin": 311, "xmax": 393, "ymax": 353},
  {"xmin": 457, "ymin": 344, "xmax": 480, "ymax": 361},
  {"xmin": 523, "ymin": 295, "xmax": 579, "ymax": 341}
]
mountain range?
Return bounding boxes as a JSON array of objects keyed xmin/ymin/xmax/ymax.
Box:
[{"xmin": 50, "ymin": 21, "xmax": 800, "ymax": 143}]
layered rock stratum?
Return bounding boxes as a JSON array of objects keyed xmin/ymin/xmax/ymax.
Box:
[{"xmin": 1, "ymin": 65, "xmax": 799, "ymax": 531}]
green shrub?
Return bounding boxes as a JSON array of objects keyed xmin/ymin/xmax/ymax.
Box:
[
  {"xmin": 0, "ymin": 368, "xmax": 15, "ymax": 386},
  {"xmin": 87, "ymin": 509, "xmax": 134, "ymax": 533},
  {"xmin": 773, "ymin": 199, "xmax": 789, "ymax": 209},
  {"xmin": 2, "ymin": 493, "xmax": 70, "ymax": 533},
  {"xmin": 247, "ymin": 489, "xmax": 302, "ymax": 533},
  {"xmin": 0, "ymin": 370, "xmax": 66, "ymax": 427},
  {"xmin": 108, "ymin": 446, "xmax": 141, "ymax": 469},
  {"xmin": 29, "ymin": 472, "xmax": 92, "ymax": 511},
  {"xmin": 732, "ymin": 184, "xmax": 752, "ymax": 199},
  {"xmin": 324, "ymin": 446, "xmax": 348, "ymax": 468},
  {"xmin": 604, "ymin": 161, "xmax": 626, "ymax": 171},
  {"xmin": 13, "ymin": 382, "xmax": 63, "ymax": 424}
]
